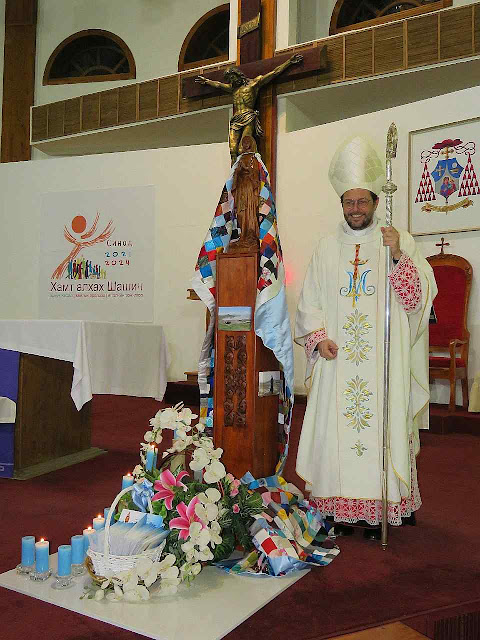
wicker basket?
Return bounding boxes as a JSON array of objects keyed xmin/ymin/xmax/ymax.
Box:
[{"xmin": 86, "ymin": 485, "xmax": 165, "ymax": 583}]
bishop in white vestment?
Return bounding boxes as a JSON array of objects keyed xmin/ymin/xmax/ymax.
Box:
[{"xmin": 295, "ymin": 136, "xmax": 437, "ymax": 528}]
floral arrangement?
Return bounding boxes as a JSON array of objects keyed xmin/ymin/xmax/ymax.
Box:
[{"xmin": 86, "ymin": 403, "xmax": 263, "ymax": 601}]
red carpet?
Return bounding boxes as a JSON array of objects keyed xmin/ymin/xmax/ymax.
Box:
[{"xmin": 1, "ymin": 395, "xmax": 480, "ymax": 640}]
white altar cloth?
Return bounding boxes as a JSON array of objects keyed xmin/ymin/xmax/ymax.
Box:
[
  {"xmin": 0, "ymin": 555, "xmax": 308, "ymax": 640},
  {"xmin": 0, "ymin": 320, "xmax": 170, "ymax": 410}
]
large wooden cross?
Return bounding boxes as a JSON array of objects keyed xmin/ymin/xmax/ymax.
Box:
[{"xmin": 182, "ymin": 0, "xmax": 327, "ymax": 189}]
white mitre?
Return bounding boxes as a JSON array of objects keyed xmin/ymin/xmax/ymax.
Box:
[{"xmin": 328, "ymin": 135, "xmax": 385, "ymax": 197}]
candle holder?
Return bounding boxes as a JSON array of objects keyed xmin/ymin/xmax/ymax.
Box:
[
  {"xmin": 16, "ymin": 562, "xmax": 34, "ymax": 575},
  {"xmin": 29, "ymin": 568, "xmax": 52, "ymax": 581},
  {"xmin": 71, "ymin": 563, "xmax": 86, "ymax": 576},
  {"xmin": 52, "ymin": 573, "xmax": 74, "ymax": 589}
]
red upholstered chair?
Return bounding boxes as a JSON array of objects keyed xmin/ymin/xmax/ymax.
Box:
[{"xmin": 426, "ymin": 251, "xmax": 473, "ymax": 412}]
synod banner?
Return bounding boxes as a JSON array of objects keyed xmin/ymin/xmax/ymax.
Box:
[{"xmin": 39, "ymin": 186, "xmax": 155, "ymax": 322}]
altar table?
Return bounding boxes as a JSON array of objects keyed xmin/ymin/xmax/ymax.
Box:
[{"xmin": 0, "ymin": 320, "xmax": 170, "ymax": 478}]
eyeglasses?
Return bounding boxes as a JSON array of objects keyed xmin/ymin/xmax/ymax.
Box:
[{"xmin": 342, "ymin": 199, "xmax": 373, "ymax": 210}]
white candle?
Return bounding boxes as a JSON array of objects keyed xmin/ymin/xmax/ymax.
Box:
[
  {"xmin": 92, "ymin": 514, "xmax": 105, "ymax": 531},
  {"xmin": 83, "ymin": 526, "xmax": 95, "ymax": 552}
]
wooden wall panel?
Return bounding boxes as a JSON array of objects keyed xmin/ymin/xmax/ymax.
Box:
[
  {"xmin": 345, "ymin": 30, "xmax": 373, "ymax": 79},
  {"xmin": 31, "ymin": 105, "xmax": 48, "ymax": 142},
  {"xmin": 179, "ymin": 72, "xmax": 204, "ymax": 113},
  {"xmin": 440, "ymin": 6, "xmax": 474, "ymax": 60},
  {"xmin": 100, "ymin": 90, "xmax": 119, "ymax": 128},
  {"xmin": 47, "ymin": 101, "xmax": 64, "ymax": 138},
  {"xmin": 374, "ymin": 23, "xmax": 404, "ymax": 74},
  {"xmin": 64, "ymin": 97, "xmax": 81, "ymax": 135},
  {"xmin": 138, "ymin": 80, "xmax": 159, "ymax": 120},
  {"xmin": 407, "ymin": 14, "xmax": 439, "ymax": 67},
  {"xmin": 81, "ymin": 94, "xmax": 100, "ymax": 131},
  {"xmin": 319, "ymin": 37, "xmax": 344, "ymax": 85},
  {"xmin": 475, "ymin": 5, "xmax": 480, "ymax": 53},
  {"xmin": 118, "ymin": 84, "xmax": 137, "ymax": 124},
  {"xmin": 158, "ymin": 76, "xmax": 179, "ymax": 117}
]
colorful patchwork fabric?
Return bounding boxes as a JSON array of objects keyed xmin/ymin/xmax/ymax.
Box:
[{"xmin": 192, "ymin": 153, "xmax": 294, "ymax": 476}]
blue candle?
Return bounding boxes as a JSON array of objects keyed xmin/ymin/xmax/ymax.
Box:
[
  {"xmin": 35, "ymin": 539, "xmax": 49, "ymax": 573},
  {"xmin": 122, "ymin": 473, "xmax": 134, "ymax": 489},
  {"xmin": 104, "ymin": 507, "xmax": 114, "ymax": 525},
  {"xmin": 21, "ymin": 536, "xmax": 35, "ymax": 567},
  {"xmin": 153, "ymin": 447, "xmax": 158, "ymax": 469},
  {"xmin": 57, "ymin": 545, "xmax": 72, "ymax": 577},
  {"xmin": 145, "ymin": 446, "xmax": 155, "ymax": 471},
  {"xmin": 71, "ymin": 535, "xmax": 84, "ymax": 564}
]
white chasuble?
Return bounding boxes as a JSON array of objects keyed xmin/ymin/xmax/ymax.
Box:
[{"xmin": 295, "ymin": 222, "xmax": 437, "ymax": 525}]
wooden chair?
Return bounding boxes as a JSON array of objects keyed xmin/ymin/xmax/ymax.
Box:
[{"xmin": 427, "ymin": 249, "xmax": 473, "ymax": 412}]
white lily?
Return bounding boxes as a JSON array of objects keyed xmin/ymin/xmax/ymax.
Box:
[
  {"xmin": 189, "ymin": 446, "xmax": 210, "ymax": 471},
  {"xmin": 143, "ymin": 430, "xmax": 154, "ymax": 443},
  {"xmin": 203, "ymin": 460, "xmax": 226, "ymax": 483},
  {"xmin": 209, "ymin": 521, "xmax": 223, "ymax": 547},
  {"xmin": 159, "ymin": 407, "xmax": 179, "ymax": 429},
  {"xmin": 123, "ymin": 583, "xmax": 150, "ymax": 602},
  {"xmin": 199, "ymin": 487, "xmax": 222, "ymax": 504},
  {"xmin": 195, "ymin": 501, "xmax": 218, "ymax": 523},
  {"xmin": 94, "ymin": 588, "xmax": 105, "ymax": 601},
  {"xmin": 177, "ymin": 407, "xmax": 198, "ymax": 425}
]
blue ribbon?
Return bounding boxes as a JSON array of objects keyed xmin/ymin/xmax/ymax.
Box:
[{"xmin": 131, "ymin": 479, "xmax": 154, "ymax": 512}]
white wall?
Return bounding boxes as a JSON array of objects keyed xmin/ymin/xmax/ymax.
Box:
[
  {"xmin": 0, "ymin": 142, "xmax": 231, "ymax": 382},
  {"xmin": 34, "ymin": 0, "xmax": 226, "ymax": 106},
  {"xmin": 277, "ymin": 84, "xmax": 480, "ymax": 402}
]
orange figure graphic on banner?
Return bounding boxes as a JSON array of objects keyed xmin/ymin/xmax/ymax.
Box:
[{"xmin": 51, "ymin": 213, "xmax": 114, "ymax": 279}]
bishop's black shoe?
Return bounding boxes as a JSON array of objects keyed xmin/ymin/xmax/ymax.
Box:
[
  {"xmin": 362, "ymin": 526, "xmax": 381, "ymax": 541},
  {"xmin": 401, "ymin": 513, "xmax": 416, "ymax": 526},
  {"xmin": 333, "ymin": 523, "xmax": 355, "ymax": 536}
]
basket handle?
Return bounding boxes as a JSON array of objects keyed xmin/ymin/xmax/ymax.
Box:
[{"xmin": 102, "ymin": 485, "xmax": 154, "ymax": 562}]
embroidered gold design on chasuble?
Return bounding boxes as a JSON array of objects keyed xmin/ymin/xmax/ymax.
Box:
[
  {"xmin": 339, "ymin": 244, "xmax": 375, "ymax": 307},
  {"xmin": 343, "ymin": 375, "xmax": 373, "ymax": 433},
  {"xmin": 342, "ymin": 308, "xmax": 372, "ymax": 366},
  {"xmin": 351, "ymin": 440, "xmax": 368, "ymax": 457}
]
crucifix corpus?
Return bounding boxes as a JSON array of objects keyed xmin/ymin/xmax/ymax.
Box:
[{"xmin": 195, "ymin": 54, "xmax": 303, "ymax": 165}]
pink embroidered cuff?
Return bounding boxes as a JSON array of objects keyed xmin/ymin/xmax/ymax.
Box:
[
  {"xmin": 388, "ymin": 253, "xmax": 422, "ymax": 314},
  {"xmin": 305, "ymin": 329, "xmax": 328, "ymax": 363}
]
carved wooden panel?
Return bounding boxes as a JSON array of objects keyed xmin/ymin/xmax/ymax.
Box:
[
  {"xmin": 158, "ymin": 76, "xmax": 179, "ymax": 117},
  {"xmin": 138, "ymin": 80, "xmax": 158, "ymax": 120},
  {"xmin": 374, "ymin": 23, "xmax": 404, "ymax": 75},
  {"xmin": 100, "ymin": 89, "xmax": 119, "ymax": 128},
  {"xmin": 118, "ymin": 84, "xmax": 137, "ymax": 125},
  {"xmin": 224, "ymin": 335, "xmax": 247, "ymax": 427},
  {"xmin": 47, "ymin": 101, "xmax": 64, "ymax": 138},
  {"xmin": 440, "ymin": 6, "xmax": 474, "ymax": 61},
  {"xmin": 81, "ymin": 93, "xmax": 100, "ymax": 131},
  {"xmin": 31, "ymin": 104, "xmax": 48, "ymax": 142},
  {"xmin": 64, "ymin": 97, "xmax": 81, "ymax": 135},
  {"xmin": 345, "ymin": 30, "xmax": 373, "ymax": 79},
  {"xmin": 407, "ymin": 13, "xmax": 439, "ymax": 68}
]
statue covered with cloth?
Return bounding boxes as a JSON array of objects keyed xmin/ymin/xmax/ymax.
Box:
[{"xmin": 295, "ymin": 136, "xmax": 437, "ymax": 539}]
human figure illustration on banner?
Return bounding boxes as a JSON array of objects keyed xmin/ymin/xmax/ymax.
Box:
[{"xmin": 51, "ymin": 212, "xmax": 114, "ymax": 279}]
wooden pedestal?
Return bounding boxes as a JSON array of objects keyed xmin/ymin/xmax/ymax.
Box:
[
  {"xmin": 214, "ymin": 251, "xmax": 279, "ymax": 480},
  {"xmin": 13, "ymin": 353, "xmax": 104, "ymax": 480}
]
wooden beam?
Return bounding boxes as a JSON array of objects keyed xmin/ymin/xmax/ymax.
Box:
[
  {"xmin": 1, "ymin": 0, "xmax": 37, "ymax": 162},
  {"xmin": 182, "ymin": 45, "xmax": 327, "ymax": 99}
]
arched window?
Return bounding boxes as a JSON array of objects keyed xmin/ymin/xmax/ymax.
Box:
[
  {"xmin": 178, "ymin": 4, "xmax": 230, "ymax": 72},
  {"xmin": 43, "ymin": 29, "xmax": 136, "ymax": 85},
  {"xmin": 330, "ymin": 0, "xmax": 452, "ymax": 35}
]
